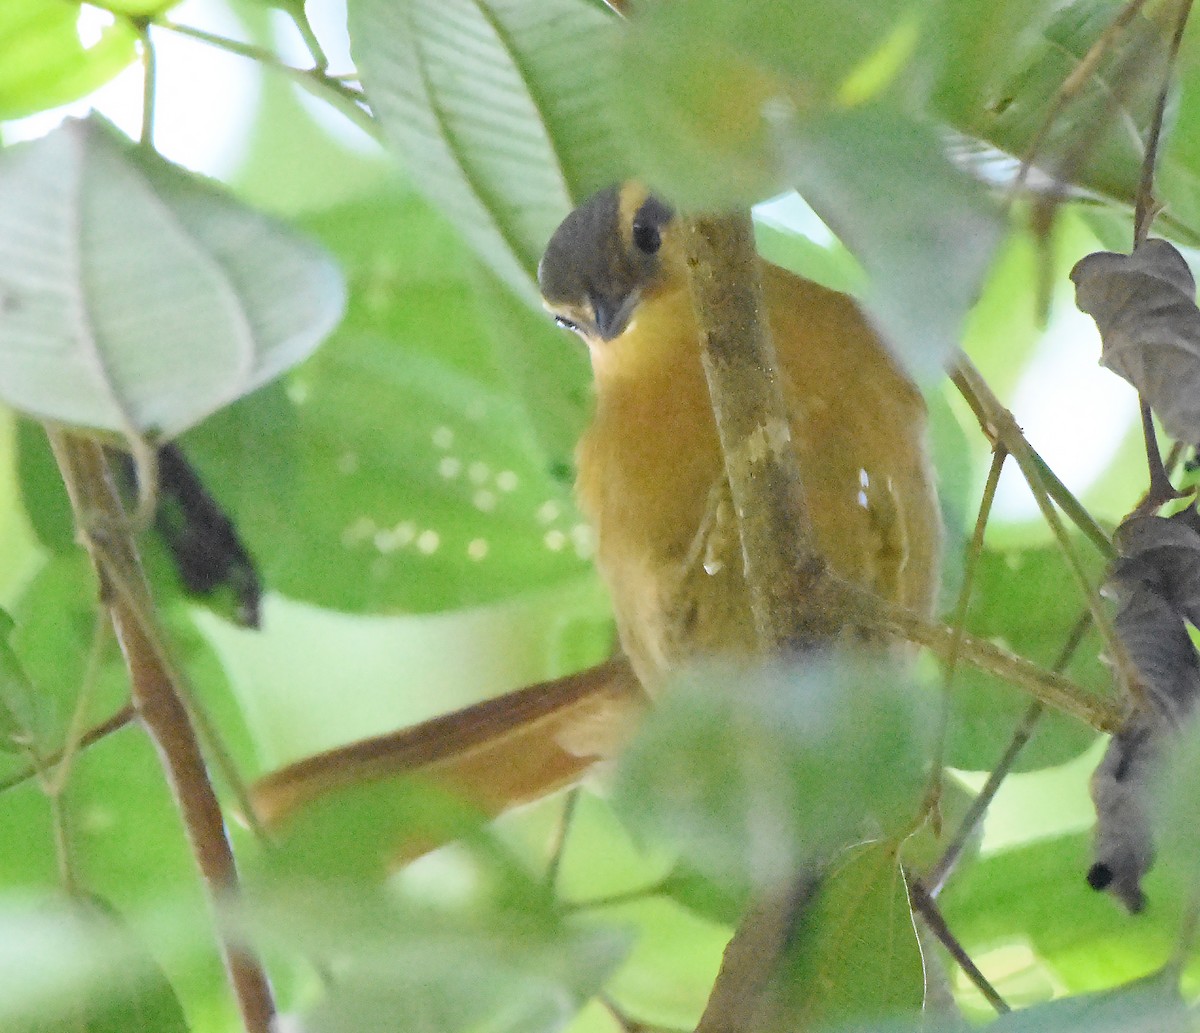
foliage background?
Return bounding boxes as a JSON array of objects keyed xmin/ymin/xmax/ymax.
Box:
[{"xmin": 0, "ymin": 0, "xmax": 1197, "ymax": 1030}]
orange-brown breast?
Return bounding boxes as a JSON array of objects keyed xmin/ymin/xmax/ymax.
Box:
[{"xmin": 575, "ymin": 262, "xmax": 941, "ymax": 693}]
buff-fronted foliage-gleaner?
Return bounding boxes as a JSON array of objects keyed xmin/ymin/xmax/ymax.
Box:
[{"xmin": 250, "ymin": 184, "xmax": 942, "ymax": 849}]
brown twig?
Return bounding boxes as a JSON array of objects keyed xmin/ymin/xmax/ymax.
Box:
[
  {"xmin": 908, "ymin": 875, "xmax": 1010, "ymax": 1014},
  {"xmin": 46, "ymin": 428, "xmax": 275, "ymax": 1033}
]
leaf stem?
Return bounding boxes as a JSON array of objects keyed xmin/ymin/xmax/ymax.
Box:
[
  {"xmin": 153, "ymin": 19, "xmax": 379, "ymax": 140},
  {"xmin": 0, "ymin": 704, "xmax": 136, "ymax": 796}
]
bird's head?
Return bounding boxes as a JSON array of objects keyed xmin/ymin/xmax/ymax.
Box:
[{"xmin": 538, "ymin": 183, "xmax": 680, "ymax": 346}]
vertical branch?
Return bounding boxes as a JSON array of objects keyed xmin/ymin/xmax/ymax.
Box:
[
  {"xmin": 682, "ymin": 211, "xmax": 848, "ymax": 651},
  {"xmin": 46, "ymin": 429, "xmax": 275, "ymax": 1033}
]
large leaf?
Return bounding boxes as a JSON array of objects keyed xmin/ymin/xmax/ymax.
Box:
[
  {"xmin": 180, "ymin": 192, "xmax": 593, "ymax": 613},
  {"xmin": 350, "ymin": 0, "xmax": 625, "ymax": 299},
  {"xmin": 941, "ymin": 833, "xmax": 1187, "ymax": 996},
  {"xmin": 0, "ymin": 2, "xmax": 137, "ymax": 120},
  {"xmin": 610, "ymin": 0, "xmax": 917, "ymax": 207},
  {"xmin": 0, "ymin": 115, "xmax": 345, "ymax": 437},
  {"xmin": 773, "ymin": 841, "xmax": 924, "ymax": 1029}
]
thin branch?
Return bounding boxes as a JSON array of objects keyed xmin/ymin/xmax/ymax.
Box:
[
  {"xmin": 951, "ymin": 362, "xmax": 1115, "ymax": 560},
  {"xmin": 951, "ymin": 359, "xmax": 1141, "ymax": 704},
  {"xmin": 929, "ymin": 610, "xmax": 1092, "ymax": 896},
  {"xmin": 545, "ymin": 786, "xmax": 580, "ymax": 893},
  {"xmin": 865, "ymin": 593, "xmax": 1122, "ymax": 732},
  {"xmin": 694, "ymin": 875, "xmax": 821, "ymax": 1033},
  {"xmin": 153, "ymin": 20, "xmax": 379, "ymax": 140},
  {"xmin": 45, "ymin": 613, "xmax": 111, "ymax": 797},
  {"xmin": 138, "ymin": 21, "xmax": 157, "ymax": 151},
  {"xmin": 927, "ymin": 446, "xmax": 1007, "ymax": 824},
  {"xmin": 0, "ymin": 704, "xmax": 136, "ymax": 796},
  {"xmin": 46, "ymin": 429, "xmax": 275, "ymax": 1033},
  {"xmin": 1132, "ymin": 0, "xmax": 1193, "ymax": 245},
  {"xmin": 908, "ymin": 875, "xmax": 1010, "ymax": 1014}
]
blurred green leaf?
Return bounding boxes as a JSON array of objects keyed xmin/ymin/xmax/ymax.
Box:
[
  {"xmin": 0, "ymin": 115, "xmax": 344, "ymax": 437},
  {"xmin": 0, "ymin": 2, "xmax": 138, "ymax": 120},
  {"xmin": 786, "ymin": 106, "xmax": 1004, "ymax": 379},
  {"xmin": 610, "ymin": 0, "xmax": 917, "ymax": 208},
  {"xmin": 773, "ymin": 841, "xmax": 923, "ymax": 1029},
  {"xmin": 0, "ymin": 897, "xmax": 189, "ymax": 1033},
  {"xmin": 182, "ymin": 191, "xmax": 591, "ymax": 613},
  {"xmin": 946, "ymin": 544, "xmax": 1107, "ymax": 772},
  {"xmin": 987, "ymin": 971, "xmax": 1189, "ymax": 1032},
  {"xmin": 246, "ymin": 880, "xmax": 629, "ymax": 1033},
  {"xmin": 350, "ymin": 0, "xmax": 624, "ymax": 299},
  {"xmin": 925, "ymin": 0, "xmax": 1056, "ymax": 128},
  {"xmin": 613, "ymin": 652, "xmax": 931, "ymax": 891}
]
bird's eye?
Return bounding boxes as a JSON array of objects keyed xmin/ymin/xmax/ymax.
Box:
[
  {"xmin": 631, "ymin": 220, "xmax": 661, "ymax": 255},
  {"xmin": 554, "ymin": 315, "xmax": 581, "ymax": 333}
]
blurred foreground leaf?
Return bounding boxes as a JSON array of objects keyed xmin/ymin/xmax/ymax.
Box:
[
  {"xmin": 0, "ymin": 2, "xmax": 137, "ymax": 120},
  {"xmin": 613, "ymin": 652, "xmax": 931, "ymax": 891}
]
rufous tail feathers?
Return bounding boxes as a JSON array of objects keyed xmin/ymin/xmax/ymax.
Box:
[{"xmin": 250, "ymin": 655, "xmax": 646, "ymax": 831}]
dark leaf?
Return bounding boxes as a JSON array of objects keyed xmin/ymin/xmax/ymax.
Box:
[{"xmin": 1071, "ymin": 239, "xmax": 1200, "ymax": 444}]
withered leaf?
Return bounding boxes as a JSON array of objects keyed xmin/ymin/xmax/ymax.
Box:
[
  {"xmin": 1071, "ymin": 239, "xmax": 1200, "ymax": 443},
  {"xmin": 1089, "ymin": 510, "xmax": 1200, "ymax": 910}
]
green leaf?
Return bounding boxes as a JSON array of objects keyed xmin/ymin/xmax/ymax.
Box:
[
  {"xmin": 0, "ymin": 115, "xmax": 345, "ymax": 437},
  {"xmin": 350, "ymin": 0, "xmax": 625, "ymax": 299},
  {"xmin": 0, "ymin": 898, "xmax": 189, "ymax": 1033},
  {"xmin": 786, "ymin": 106, "xmax": 1005, "ymax": 379},
  {"xmin": 0, "ymin": 1, "xmax": 138, "ymax": 120},
  {"xmin": 246, "ymin": 880, "xmax": 630, "ymax": 1033},
  {"xmin": 610, "ymin": 0, "xmax": 917, "ymax": 208},
  {"xmin": 773, "ymin": 841, "xmax": 924, "ymax": 1029},
  {"xmin": 613, "ymin": 652, "xmax": 931, "ymax": 891},
  {"xmin": 924, "ymin": 0, "xmax": 1058, "ymax": 128},
  {"xmin": 941, "ymin": 832, "xmax": 1186, "ymax": 996},
  {"xmin": 943, "ymin": 0, "xmax": 1200, "ymax": 240},
  {"xmin": 945, "ymin": 544, "xmax": 1107, "ymax": 773},
  {"xmin": 182, "ymin": 192, "xmax": 592, "ymax": 613}
]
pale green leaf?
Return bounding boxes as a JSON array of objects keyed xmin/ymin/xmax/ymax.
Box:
[
  {"xmin": 350, "ymin": 0, "xmax": 624, "ymax": 299},
  {"xmin": 0, "ymin": 115, "xmax": 345, "ymax": 437},
  {"xmin": 0, "ymin": 1, "xmax": 137, "ymax": 120}
]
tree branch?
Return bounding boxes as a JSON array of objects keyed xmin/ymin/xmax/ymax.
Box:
[
  {"xmin": 683, "ymin": 211, "xmax": 850, "ymax": 652},
  {"xmin": 46, "ymin": 428, "xmax": 275, "ymax": 1033}
]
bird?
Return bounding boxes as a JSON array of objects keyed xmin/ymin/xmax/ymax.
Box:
[{"xmin": 250, "ymin": 183, "xmax": 941, "ymax": 848}]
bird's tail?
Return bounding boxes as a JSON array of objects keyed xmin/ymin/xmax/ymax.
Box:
[{"xmin": 249, "ymin": 656, "xmax": 646, "ymax": 839}]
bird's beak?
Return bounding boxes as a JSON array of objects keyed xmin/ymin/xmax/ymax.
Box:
[{"xmin": 589, "ymin": 290, "xmax": 641, "ymax": 342}]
